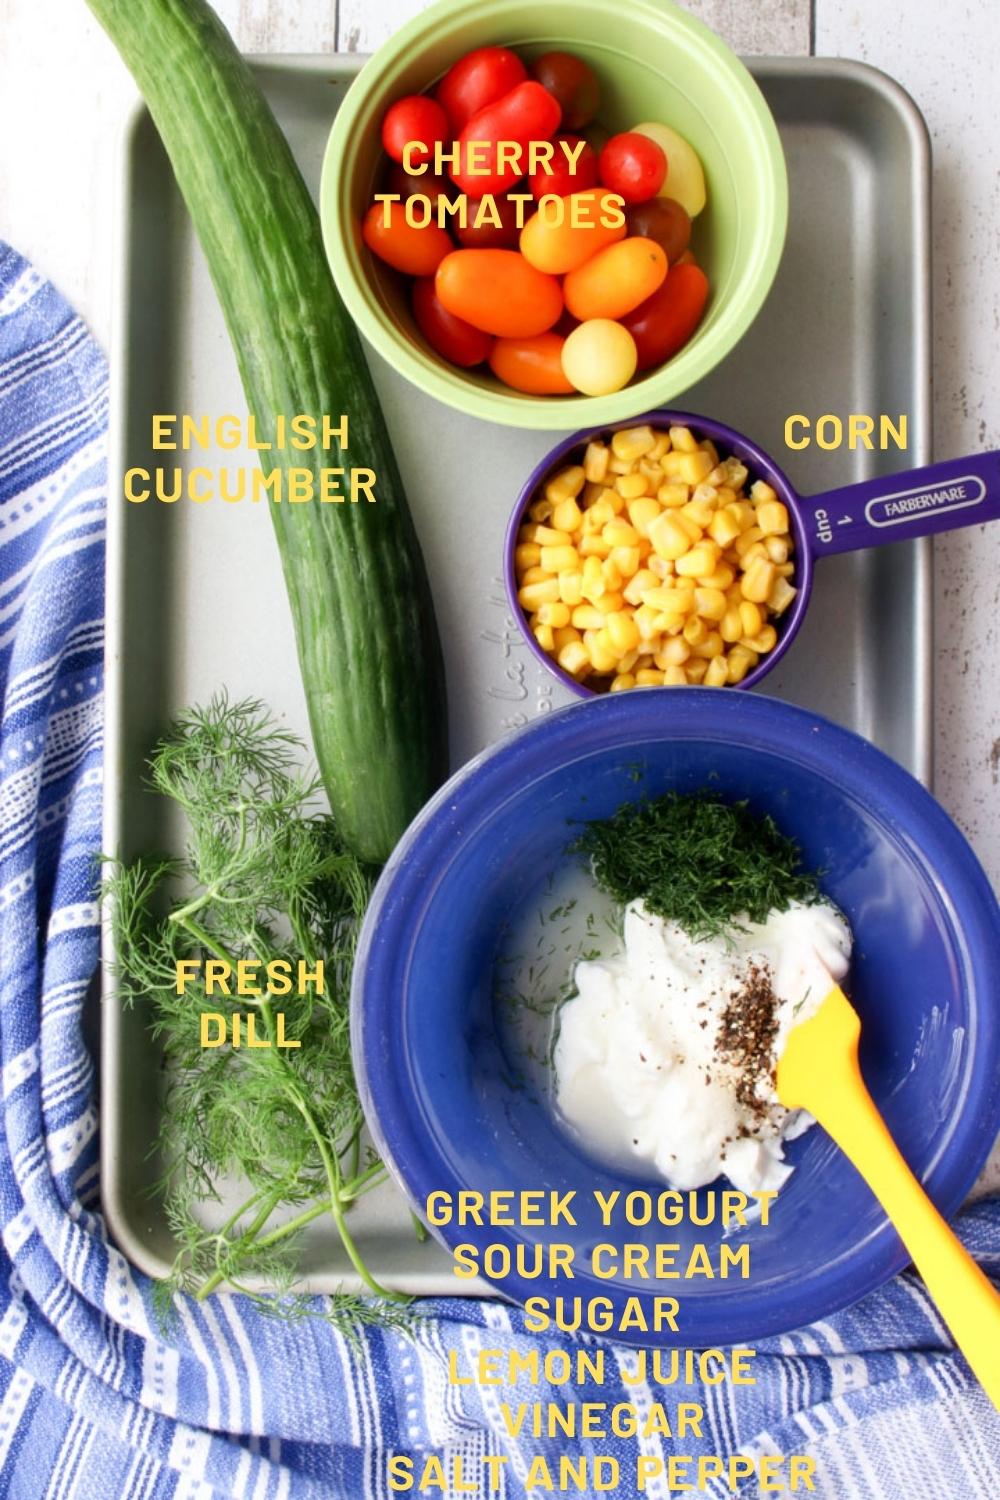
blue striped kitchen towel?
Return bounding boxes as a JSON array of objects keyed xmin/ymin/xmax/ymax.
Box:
[{"xmin": 0, "ymin": 238, "xmax": 998, "ymax": 1499}]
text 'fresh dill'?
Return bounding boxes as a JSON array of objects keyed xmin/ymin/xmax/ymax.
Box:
[{"xmin": 573, "ymin": 791, "xmax": 820, "ymax": 940}]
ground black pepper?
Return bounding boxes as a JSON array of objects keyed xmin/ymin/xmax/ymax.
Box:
[{"xmin": 715, "ymin": 960, "xmax": 780, "ymax": 1122}]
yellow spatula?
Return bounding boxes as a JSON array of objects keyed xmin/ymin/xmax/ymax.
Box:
[{"xmin": 777, "ymin": 983, "xmax": 1000, "ymax": 1408}]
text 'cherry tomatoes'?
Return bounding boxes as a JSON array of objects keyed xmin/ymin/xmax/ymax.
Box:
[
  {"xmin": 520, "ymin": 188, "xmax": 626, "ymax": 275},
  {"xmin": 362, "ymin": 201, "xmax": 453, "ymax": 277},
  {"xmin": 530, "ymin": 51, "xmax": 600, "ymax": 131},
  {"xmin": 490, "ymin": 332, "xmax": 575, "ymax": 394},
  {"xmin": 454, "ymin": 193, "xmax": 525, "ymax": 249},
  {"xmin": 435, "ymin": 249, "xmax": 563, "ymax": 338},
  {"xmin": 453, "ymin": 82, "xmax": 562, "ymax": 196},
  {"xmin": 621, "ymin": 262, "xmax": 710, "ymax": 370},
  {"xmin": 435, "ymin": 46, "xmax": 528, "ymax": 132},
  {"xmin": 412, "ymin": 277, "xmax": 493, "ymax": 367},
  {"xmin": 529, "ymin": 134, "xmax": 598, "ymax": 198},
  {"xmin": 381, "ymin": 95, "xmax": 450, "ymax": 168},
  {"xmin": 599, "ymin": 131, "xmax": 668, "ymax": 205}
]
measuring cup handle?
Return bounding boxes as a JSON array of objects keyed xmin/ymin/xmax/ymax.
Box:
[{"xmin": 802, "ymin": 450, "xmax": 1000, "ymax": 556}]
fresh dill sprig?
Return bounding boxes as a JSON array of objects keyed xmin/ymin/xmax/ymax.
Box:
[
  {"xmin": 105, "ymin": 694, "xmax": 413, "ymax": 1321},
  {"xmin": 573, "ymin": 790, "xmax": 820, "ymax": 940}
]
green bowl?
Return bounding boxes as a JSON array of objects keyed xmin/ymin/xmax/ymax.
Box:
[{"xmin": 321, "ymin": 0, "xmax": 788, "ymax": 430}]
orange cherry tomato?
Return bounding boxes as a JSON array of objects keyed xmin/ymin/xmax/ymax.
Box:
[
  {"xmin": 435, "ymin": 250, "xmax": 563, "ymax": 338},
  {"xmin": 362, "ymin": 200, "xmax": 452, "ymax": 276},
  {"xmin": 519, "ymin": 189, "xmax": 626, "ymax": 275},
  {"xmin": 563, "ymin": 236, "xmax": 667, "ymax": 322},
  {"xmin": 489, "ymin": 332, "xmax": 575, "ymax": 394},
  {"xmin": 620, "ymin": 262, "xmax": 710, "ymax": 370}
]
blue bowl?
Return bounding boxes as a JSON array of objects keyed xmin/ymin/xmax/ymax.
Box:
[{"xmin": 352, "ymin": 691, "xmax": 1000, "ymax": 1345}]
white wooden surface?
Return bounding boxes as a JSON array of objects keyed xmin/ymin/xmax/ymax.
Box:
[{"xmin": 1, "ymin": 0, "xmax": 997, "ymax": 1187}]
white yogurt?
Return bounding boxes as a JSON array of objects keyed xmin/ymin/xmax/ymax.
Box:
[{"xmin": 553, "ymin": 899, "xmax": 852, "ymax": 1194}]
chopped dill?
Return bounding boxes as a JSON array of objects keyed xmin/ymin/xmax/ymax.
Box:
[{"xmin": 573, "ymin": 790, "xmax": 820, "ymax": 941}]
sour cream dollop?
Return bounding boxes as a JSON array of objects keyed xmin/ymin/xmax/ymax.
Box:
[{"xmin": 553, "ymin": 899, "xmax": 852, "ymax": 1194}]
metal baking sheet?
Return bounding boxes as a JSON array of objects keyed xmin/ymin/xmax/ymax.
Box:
[{"xmin": 102, "ymin": 54, "xmax": 932, "ymax": 1293}]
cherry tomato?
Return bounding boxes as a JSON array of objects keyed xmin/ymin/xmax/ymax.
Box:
[
  {"xmin": 453, "ymin": 82, "xmax": 562, "ymax": 196},
  {"xmin": 454, "ymin": 193, "xmax": 525, "ymax": 249},
  {"xmin": 561, "ymin": 319, "xmax": 637, "ymax": 396},
  {"xmin": 633, "ymin": 122, "xmax": 706, "ymax": 216},
  {"xmin": 381, "ymin": 95, "xmax": 450, "ymax": 169},
  {"xmin": 599, "ymin": 132, "xmax": 667, "ymax": 205},
  {"xmin": 490, "ymin": 332, "xmax": 575, "ymax": 394},
  {"xmin": 520, "ymin": 188, "xmax": 626, "ymax": 275},
  {"xmin": 412, "ymin": 277, "xmax": 493, "ymax": 368},
  {"xmin": 529, "ymin": 134, "xmax": 598, "ymax": 198},
  {"xmin": 625, "ymin": 198, "xmax": 691, "ymax": 263},
  {"xmin": 435, "ymin": 46, "xmax": 528, "ymax": 132},
  {"xmin": 530, "ymin": 52, "xmax": 600, "ymax": 131},
  {"xmin": 620, "ymin": 263, "xmax": 710, "ymax": 370},
  {"xmin": 564, "ymin": 237, "xmax": 667, "ymax": 322},
  {"xmin": 362, "ymin": 200, "xmax": 452, "ymax": 277},
  {"xmin": 435, "ymin": 249, "xmax": 563, "ymax": 338}
]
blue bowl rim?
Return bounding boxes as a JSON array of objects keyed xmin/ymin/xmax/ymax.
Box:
[{"xmin": 351, "ymin": 689, "xmax": 1000, "ymax": 1345}]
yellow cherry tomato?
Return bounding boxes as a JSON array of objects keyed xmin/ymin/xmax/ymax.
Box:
[
  {"xmin": 633, "ymin": 122, "xmax": 707, "ymax": 217},
  {"xmin": 561, "ymin": 319, "xmax": 638, "ymax": 395},
  {"xmin": 519, "ymin": 189, "xmax": 626, "ymax": 274}
]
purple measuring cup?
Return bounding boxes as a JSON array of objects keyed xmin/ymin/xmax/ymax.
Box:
[{"xmin": 505, "ymin": 407, "xmax": 999, "ymax": 693}]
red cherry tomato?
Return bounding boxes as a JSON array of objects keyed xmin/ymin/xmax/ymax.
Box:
[
  {"xmin": 381, "ymin": 95, "xmax": 450, "ymax": 169},
  {"xmin": 625, "ymin": 198, "xmax": 691, "ymax": 263},
  {"xmin": 529, "ymin": 134, "xmax": 598, "ymax": 199},
  {"xmin": 620, "ymin": 262, "xmax": 709, "ymax": 370},
  {"xmin": 454, "ymin": 193, "xmax": 525, "ymax": 249},
  {"xmin": 453, "ymin": 82, "xmax": 562, "ymax": 196},
  {"xmin": 530, "ymin": 52, "xmax": 600, "ymax": 131},
  {"xmin": 599, "ymin": 131, "xmax": 667, "ymax": 205},
  {"xmin": 435, "ymin": 46, "xmax": 528, "ymax": 132},
  {"xmin": 362, "ymin": 201, "xmax": 452, "ymax": 277},
  {"xmin": 490, "ymin": 332, "xmax": 575, "ymax": 394},
  {"xmin": 412, "ymin": 278, "xmax": 493, "ymax": 368}
]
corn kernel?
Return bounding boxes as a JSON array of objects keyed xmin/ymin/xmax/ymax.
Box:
[
  {"xmin": 634, "ymin": 604, "xmax": 663, "ymax": 640},
  {"xmin": 664, "ymin": 449, "xmax": 715, "ymax": 486},
  {"xmin": 740, "ymin": 557, "xmax": 776, "ymax": 604},
  {"xmin": 636, "ymin": 668, "xmax": 665, "ymax": 686},
  {"xmin": 553, "ymin": 625, "xmax": 581, "ymax": 650},
  {"xmin": 694, "ymin": 586, "xmax": 728, "ymax": 622},
  {"xmin": 540, "ymin": 544, "xmax": 579, "ymax": 573},
  {"xmin": 727, "ymin": 646, "xmax": 759, "ymax": 684},
  {"xmin": 767, "ymin": 576, "xmax": 798, "ymax": 615},
  {"xmin": 624, "ymin": 568, "xmax": 660, "ymax": 605},
  {"xmin": 546, "ymin": 465, "xmax": 585, "ymax": 502},
  {"xmin": 579, "ymin": 534, "xmax": 612, "ymax": 558},
  {"xmin": 764, "ymin": 534, "xmax": 790, "ymax": 564},
  {"xmin": 593, "ymin": 592, "xmax": 625, "ymax": 615},
  {"xmin": 751, "ymin": 479, "xmax": 779, "ymax": 506},
  {"xmin": 587, "ymin": 497, "xmax": 616, "ymax": 529},
  {"xmin": 551, "ymin": 496, "xmax": 583, "ymax": 532},
  {"xmin": 520, "ymin": 565, "xmax": 548, "ymax": 585},
  {"xmin": 696, "ymin": 564, "xmax": 736, "ymax": 591},
  {"xmin": 669, "ymin": 424, "xmax": 698, "ymax": 453},
  {"xmin": 682, "ymin": 497, "xmax": 716, "ymax": 529},
  {"xmin": 610, "ymin": 546, "xmax": 641, "ymax": 579},
  {"xmin": 584, "ymin": 633, "xmax": 618, "ymax": 674},
  {"xmin": 741, "ymin": 542, "xmax": 770, "ymax": 567},
  {"xmin": 602, "ymin": 520, "xmax": 640, "ymax": 550},
  {"xmin": 607, "ymin": 611, "xmax": 641, "ymax": 655},
  {"xmin": 648, "ymin": 513, "xmax": 692, "ymax": 561},
  {"xmin": 518, "ymin": 579, "xmax": 560, "ymax": 609},
  {"xmin": 738, "ymin": 601, "xmax": 763, "ymax": 638},
  {"xmin": 733, "ymin": 525, "xmax": 764, "ymax": 558},
  {"xmin": 533, "ymin": 623, "xmax": 555, "ymax": 652},
  {"xmin": 514, "ymin": 542, "xmax": 541, "ymax": 570},
  {"xmin": 655, "ymin": 638, "xmax": 691, "ymax": 668},
  {"xmin": 528, "ymin": 498, "xmax": 553, "ymax": 522},
  {"xmin": 643, "ymin": 585, "xmax": 691, "ymax": 615},
  {"xmin": 609, "ymin": 424, "xmax": 655, "ymax": 463},
  {"xmin": 583, "ymin": 443, "xmax": 610, "ymax": 483},
  {"xmin": 648, "ymin": 433, "xmax": 671, "ymax": 460},
  {"xmin": 610, "ymin": 673, "xmax": 636, "ymax": 693},
  {"xmin": 627, "ymin": 496, "xmax": 663, "ymax": 536},
  {"xmin": 742, "ymin": 624, "xmax": 778, "ymax": 654},
  {"xmin": 720, "ymin": 607, "xmax": 744, "ymax": 644},
  {"xmin": 615, "ymin": 472, "xmax": 651, "ymax": 501},
  {"xmin": 675, "ymin": 543, "xmax": 721, "ymax": 578},
  {"xmin": 727, "ymin": 501, "xmax": 755, "ymax": 532},
  {"xmin": 558, "ymin": 570, "xmax": 584, "ymax": 606},
  {"xmin": 683, "ymin": 615, "xmax": 707, "ymax": 646},
  {"xmin": 536, "ymin": 601, "xmax": 570, "ymax": 629},
  {"xmin": 533, "ymin": 525, "xmax": 573, "ymax": 547},
  {"xmin": 601, "ymin": 557, "xmax": 623, "ymax": 590},
  {"xmin": 558, "ymin": 640, "xmax": 590, "ymax": 676},
  {"xmin": 708, "ymin": 509, "xmax": 742, "ymax": 548},
  {"xmin": 582, "ymin": 481, "xmax": 608, "ymax": 507},
  {"xmin": 662, "ymin": 664, "xmax": 688, "ymax": 686},
  {"xmin": 690, "ymin": 630, "xmax": 724, "ymax": 659},
  {"xmin": 577, "ymin": 597, "xmax": 606, "ymax": 628},
  {"xmin": 775, "ymin": 561, "xmax": 795, "ymax": 577},
  {"xmin": 704, "ymin": 655, "xmax": 730, "ymax": 687},
  {"xmin": 657, "ymin": 482, "xmax": 690, "ymax": 509},
  {"xmin": 618, "ymin": 649, "xmax": 640, "ymax": 673},
  {"xmin": 685, "ymin": 658, "xmax": 709, "ymax": 683},
  {"xmin": 607, "ymin": 455, "xmax": 631, "ymax": 475}
]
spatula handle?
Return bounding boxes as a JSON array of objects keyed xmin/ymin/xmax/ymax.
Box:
[{"xmin": 804, "ymin": 1007, "xmax": 1000, "ymax": 1406}]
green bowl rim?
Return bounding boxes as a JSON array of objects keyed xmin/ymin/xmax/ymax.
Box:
[{"xmin": 320, "ymin": 0, "xmax": 789, "ymax": 430}]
